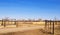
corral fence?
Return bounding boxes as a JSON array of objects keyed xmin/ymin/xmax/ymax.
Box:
[
  {"xmin": 0, "ymin": 19, "xmax": 60, "ymax": 35},
  {"xmin": 0, "ymin": 19, "xmax": 18, "ymax": 27},
  {"xmin": 0, "ymin": 19, "xmax": 33, "ymax": 27},
  {"xmin": 45, "ymin": 20, "xmax": 60, "ymax": 35}
]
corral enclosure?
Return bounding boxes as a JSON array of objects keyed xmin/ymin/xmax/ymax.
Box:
[
  {"xmin": 0, "ymin": 19, "xmax": 60, "ymax": 35},
  {"xmin": 0, "ymin": 19, "xmax": 45, "ymax": 27}
]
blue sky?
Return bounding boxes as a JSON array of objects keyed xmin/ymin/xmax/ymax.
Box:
[{"xmin": 0, "ymin": 0, "xmax": 60, "ymax": 20}]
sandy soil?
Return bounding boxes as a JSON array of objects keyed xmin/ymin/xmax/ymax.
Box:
[
  {"xmin": 0, "ymin": 29, "xmax": 51, "ymax": 35},
  {"xmin": 0, "ymin": 26, "xmax": 45, "ymax": 35},
  {"xmin": 0, "ymin": 25, "xmax": 60, "ymax": 35}
]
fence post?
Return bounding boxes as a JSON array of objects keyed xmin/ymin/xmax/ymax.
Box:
[
  {"xmin": 48, "ymin": 21, "xmax": 49, "ymax": 30},
  {"xmin": 52, "ymin": 21, "xmax": 54, "ymax": 35},
  {"xmin": 50, "ymin": 20, "xmax": 52, "ymax": 33},
  {"xmin": 1, "ymin": 20, "xmax": 3, "ymax": 26},
  {"xmin": 14, "ymin": 19, "xmax": 16, "ymax": 25},
  {"xmin": 45, "ymin": 20, "xmax": 47, "ymax": 29},
  {"xmin": 45, "ymin": 20, "xmax": 46, "ymax": 28},
  {"xmin": 14, "ymin": 19, "xmax": 18, "ymax": 27},
  {"xmin": 4, "ymin": 20, "xmax": 6, "ymax": 27}
]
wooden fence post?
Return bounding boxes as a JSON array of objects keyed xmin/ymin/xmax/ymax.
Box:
[
  {"xmin": 14, "ymin": 19, "xmax": 16, "ymax": 25},
  {"xmin": 45, "ymin": 20, "xmax": 47, "ymax": 30},
  {"xmin": 50, "ymin": 20, "xmax": 52, "ymax": 33},
  {"xmin": 52, "ymin": 21, "xmax": 54, "ymax": 34},
  {"xmin": 4, "ymin": 20, "xmax": 6, "ymax": 27},
  {"xmin": 1, "ymin": 20, "xmax": 3, "ymax": 26},
  {"xmin": 48, "ymin": 21, "xmax": 49, "ymax": 30},
  {"xmin": 14, "ymin": 19, "xmax": 18, "ymax": 27},
  {"xmin": 45, "ymin": 20, "xmax": 46, "ymax": 28}
]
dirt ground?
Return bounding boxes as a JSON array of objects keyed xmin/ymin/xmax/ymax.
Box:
[
  {"xmin": 0, "ymin": 29, "xmax": 52, "ymax": 35},
  {"xmin": 0, "ymin": 25, "xmax": 51, "ymax": 35},
  {"xmin": 0, "ymin": 24, "xmax": 60, "ymax": 35}
]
